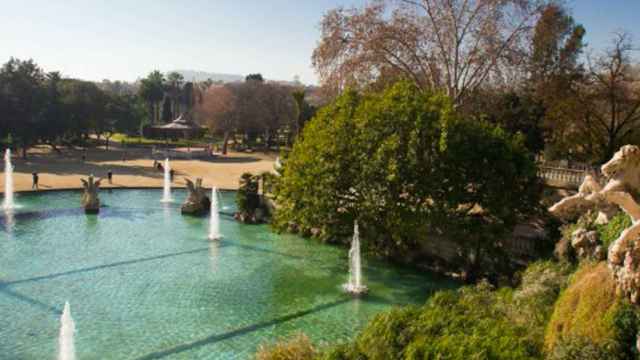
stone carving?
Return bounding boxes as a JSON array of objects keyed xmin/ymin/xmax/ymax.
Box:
[
  {"xmin": 571, "ymin": 228, "xmax": 605, "ymax": 260},
  {"xmin": 181, "ymin": 178, "xmax": 211, "ymax": 216},
  {"xmin": 81, "ymin": 175, "xmax": 101, "ymax": 214},
  {"xmin": 549, "ymin": 145, "xmax": 640, "ymax": 303}
]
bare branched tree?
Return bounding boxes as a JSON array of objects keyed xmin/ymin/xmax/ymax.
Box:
[
  {"xmin": 312, "ymin": 0, "xmax": 547, "ymax": 104},
  {"xmin": 549, "ymin": 32, "xmax": 640, "ymax": 162}
]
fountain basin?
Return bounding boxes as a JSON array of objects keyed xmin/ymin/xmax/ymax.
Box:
[{"xmin": 0, "ymin": 189, "xmax": 457, "ymax": 359}]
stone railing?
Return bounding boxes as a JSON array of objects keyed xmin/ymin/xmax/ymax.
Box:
[{"xmin": 537, "ymin": 166, "xmax": 589, "ymax": 189}]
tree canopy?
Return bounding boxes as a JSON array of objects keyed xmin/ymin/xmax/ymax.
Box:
[{"xmin": 273, "ymin": 81, "xmax": 540, "ymax": 276}]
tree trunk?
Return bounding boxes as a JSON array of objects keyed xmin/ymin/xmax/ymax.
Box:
[
  {"xmin": 149, "ymin": 103, "xmax": 154, "ymax": 125},
  {"xmin": 222, "ymin": 131, "xmax": 230, "ymax": 155}
]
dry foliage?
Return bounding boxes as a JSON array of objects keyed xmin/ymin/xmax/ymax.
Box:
[{"xmin": 312, "ymin": 0, "xmax": 547, "ymax": 103}]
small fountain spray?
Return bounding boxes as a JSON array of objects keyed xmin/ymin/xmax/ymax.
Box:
[
  {"xmin": 2, "ymin": 149, "xmax": 14, "ymax": 210},
  {"xmin": 58, "ymin": 302, "xmax": 76, "ymax": 360},
  {"xmin": 208, "ymin": 187, "xmax": 222, "ymax": 240},
  {"xmin": 161, "ymin": 158, "xmax": 172, "ymax": 203},
  {"xmin": 343, "ymin": 221, "xmax": 368, "ymax": 295}
]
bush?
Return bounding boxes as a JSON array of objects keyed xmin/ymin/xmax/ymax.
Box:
[
  {"xmin": 510, "ymin": 261, "xmax": 574, "ymax": 345},
  {"xmin": 596, "ymin": 212, "xmax": 632, "ymax": 251},
  {"xmin": 317, "ymin": 283, "xmax": 542, "ymax": 360},
  {"xmin": 548, "ymin": 336, "xmax": 616, "ymax": 360},
  {"xmin": 544, "ymin": 262, "xmax": 622, "ymax": 353},
  {"xmin": 256, "ymin": 333, "xmax": 317, "ymax": 360},
  {"xmin": 274, "ymin": 81, "xmax": 540, "ymax": 274},
  {"xmin": 237, "ymin": 172, "xmax": 260, "ymax": 215}
]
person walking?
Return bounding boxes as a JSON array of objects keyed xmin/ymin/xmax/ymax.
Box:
[
  {"xmin": 107, "ymin": 171, "xmax": 113, "ymax": 184},
  {"xmin": 169, "ymin": 169, "xmax": 175, "ymax": 181},
  {"xmin": 32, "ymin": 172, "xmax": 39, "ymax": 190}
]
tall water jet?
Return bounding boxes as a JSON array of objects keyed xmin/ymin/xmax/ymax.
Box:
[
  {"xmin": 343, "ymin": 221, "xmax": 368, "ymax": 295},
  {"xmin": 208, "ymin": 187, "xmax": 222, "ymax": 240},
  {"xmin": 161, "ymin": 158, "xmax": 172, "ymax": 203},
  {"xmin": 2, "ymin": 149, "xmax": 14, "ymax": 210},
  {"xmin": 57, "ymin": 302, "xmax": 76, "ymax": 360}
]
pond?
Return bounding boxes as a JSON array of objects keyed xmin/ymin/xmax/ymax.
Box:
[{"xmin": 0, "ymin": 189, "xmax": 456, "ymax": 359}]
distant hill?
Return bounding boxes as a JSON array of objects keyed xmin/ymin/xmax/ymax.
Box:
[{"xmin": 172, "ymin": 70, "xmax": 244, "ymax": 83}]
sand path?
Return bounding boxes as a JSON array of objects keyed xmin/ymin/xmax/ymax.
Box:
[{"xmin": 0, "ymin": 145, "xmax": 277, "ymax": 193}]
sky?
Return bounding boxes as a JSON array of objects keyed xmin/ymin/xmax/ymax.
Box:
[{"xmin": 0, "ymin": 0, "xmax": 638, "ymax": 85}]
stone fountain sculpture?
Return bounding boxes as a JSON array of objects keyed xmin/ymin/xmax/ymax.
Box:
[
  {"xmin": 549, "ymin": 145, "xmax": 640, "ymax": 303},
  {"xmin": 81, "ymin": 175, "xmax": 101, "ymax": 214},
  {"xmin": 181, "ymin": 178, "xmax": 211, "ymax": 216}
]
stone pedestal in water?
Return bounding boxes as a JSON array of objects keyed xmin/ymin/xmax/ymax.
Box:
[
  {"xmin": 81, "ymin": 175, "xmax": 101, "ymax": 214},
  {"xmin": 181, "ymin": 178, "xmax": 211, "ymax": 216}
]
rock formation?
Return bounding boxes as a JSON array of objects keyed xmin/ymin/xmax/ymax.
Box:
[
  {"xmin": 181, "ymin": 178, "xmax": 211, "ymax": 216},
  {"xmin": 549, "ymin": 145, "xmax": 640, "ymax": 303},
  {"xmin": 570, "ymin": 228, "xmax": 605, "ymax": 260},
  {"xmin": 81, "ymin": 175, "xmax": 101, "ymax": 214}
]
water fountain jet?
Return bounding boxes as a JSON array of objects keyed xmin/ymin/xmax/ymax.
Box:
[
  {"xmin": 208, "ymin": 187, "xmax": 222, "ymax": 240},
  {"xmin": 57, "ymin": 302, "xmax": 76, "ymax": 360},
  {"xmin": 343, "ymin": 221, "xmax": 368, "ymax": 296},
  {"xmin": 161, "ymin": 158, "xmax": 172, "ymax": 203},
  {"xmin": 2, "ymin": 149, "xmax": 14, "ymax": 210}
]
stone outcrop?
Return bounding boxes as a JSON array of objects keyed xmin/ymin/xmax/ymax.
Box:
[
  {"xmin": 549, "ymin": 145, "xmax": 640, "ymax": 303},
  {"xmin": 81, "ymin": 175, "xmax": 101, "ymax": 214},
  {"xmin": 571, "ymin": 228, "xmax": 605, "ymax": 260},
  {"xmin": 181, "ymin": 178, "xmax": 211, "ymax": 216}
]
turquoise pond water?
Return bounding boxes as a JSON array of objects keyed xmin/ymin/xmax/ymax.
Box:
[{"xmin": 0, "ymin": 189, "xmax": 457, "ymax": 359}]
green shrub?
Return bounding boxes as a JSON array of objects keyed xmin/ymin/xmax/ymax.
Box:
[
  {"xmin": 256, "ymin": 333, "xmax": 317, "ymax": 360},
  {"xmin": 545, "ymin": 262, "xmax": 621, "ymax": 352},
  {"xmin": 596, "ymin": 212, "xmax": 632, "ymax": 251},
  {"xmin": 547, "ymin": 335, "xmax": 616, "ymax": 360},
  {"xmin": 511, "ymin": 261, "xmax": 574, "ymax": 346},
  {"xmin": 274, "ymin": 81, "xmax": 540, "ymax": 273},
  {"xmin": 237, "ymin": 172, "xmax": 260, "ymax": 215},
  {"xmin": 319, "ymin": 283, "xmax": 542, "ymax": 360}
]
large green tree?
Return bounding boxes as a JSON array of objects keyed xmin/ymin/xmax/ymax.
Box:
[
  {"xmin": 274, "ymin": 81, "xmax": 540, "ymax": 277},
  {"xmin": 0, "ymin": 58, "xmax": 46, "ymax": 158},
  {"xmin": 138, "ymin": 70, "xmax": 165, "ymax": 124}
]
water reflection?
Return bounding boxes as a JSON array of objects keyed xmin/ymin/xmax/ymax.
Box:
[
  {"xmin": 208, "ymin": 240, "xmax": 220, "ymax": 273},
  {"xmin": 3, "ymin": 209, "xmax": 15, "ymax": 236}
]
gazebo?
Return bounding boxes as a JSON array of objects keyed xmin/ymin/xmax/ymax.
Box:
[{"xmin": 144, "ymin": 112, "xmax": 206, "ymax": 140}]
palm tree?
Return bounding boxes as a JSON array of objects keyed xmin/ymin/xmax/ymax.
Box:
[
  {"xmin": 166, "ymin": 71, "xmax": 184, "ymax": 117},
  {"xmin": 138, "ymin": 70, "xmax": 164, "ymax": 124}
]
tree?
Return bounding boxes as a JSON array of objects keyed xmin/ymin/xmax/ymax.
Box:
[
  {"xmin": 312, "ymin": 0, "xmax": 547, "ymax": 104},
  {"xmin": 0, "ymin": 58, "xmax": 46, "ymax": 158},
  {"xmin": 138, "ymin": 70, "xmax": 165, "ymax": 124},
  {"xmin": 39, "ymin": 71, "xmax": 66, "ymax": 152},
  {"xmin": 291, "ymin": 89, "xmax": 317, "ymax": 139},
  {"xmin": 274, "ymin": 81, "xmax": 540, "ymax": 277},
  {"xmin": 198, "ymin": 85, "xmax": 238, "ymax": 154},
  {"xmin": 462, "ymin": 89, "xmax": 545, "ymax": 153},
  {"xmin": 257, "ymin": 83, "xmax": 297, "ymax": 147},
  {"xmin": 549, "ymin": 33, "xmax": 640, "ymax": 162},
  {"xmin": 59, "ymin": 79, "xmax": 108, "ymax": 142},
  {"xmin": 245, "ymin": 73, "xmax": 264, "ymax": 82},
  {"xmin": 166, "ymin": 71, "xmax": 184, "ymax": 116},
  {"xmin": 529, "ymin": 3, "xmax": 586, "ymax": 94},
  {"xmin": 161, "ymin": 96, "xmax": 173, "ymax": 122}
]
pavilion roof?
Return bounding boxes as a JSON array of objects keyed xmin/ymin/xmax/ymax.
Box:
[{"xmin": 154, "ymin": 112, "xmax": 204, "ymax": 130}]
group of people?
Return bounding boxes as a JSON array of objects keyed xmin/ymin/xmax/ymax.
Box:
[{"xmin": 153, "ymin": 160, "xmax": 175, "ymax": 180}]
